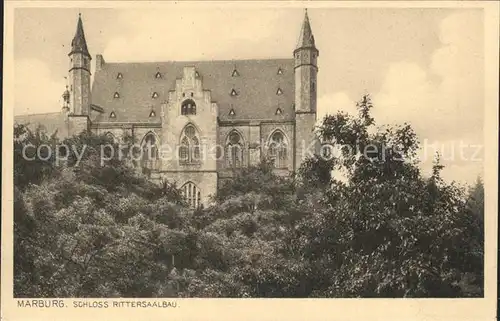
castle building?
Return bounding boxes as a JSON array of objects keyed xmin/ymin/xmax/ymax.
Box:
[{"xmin": 15, "ymin": 11, "xmax": 319, "ymax": 207}]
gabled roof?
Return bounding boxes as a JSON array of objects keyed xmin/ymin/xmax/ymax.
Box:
[{"xmin": 90, "ymin": 58, "xmax": 295, "ymax": 123}]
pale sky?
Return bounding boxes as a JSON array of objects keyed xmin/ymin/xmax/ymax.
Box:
[{"xmin": 13, "ymin": 7, "xmax": 484, "ymax": 184}]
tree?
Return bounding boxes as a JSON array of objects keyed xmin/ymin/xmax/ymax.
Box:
[{"xmin": 13, "ymin": 95, "xmax": 484, "ymax": 298}]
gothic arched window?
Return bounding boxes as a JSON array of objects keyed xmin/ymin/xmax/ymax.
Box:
[
  {"xmin": 181, "ymin": 99, "xmax": 196, "ymax": 116},
  {"xmin": 141, "ymin": 132, "xmax": 158, "ymax": 171},
  {"xmin": 105, "ymin": 132, "xmax": 116, "ymax": 143},
  {"xmin": 225, "ymin": 131, "xmax": 244, "ymax": 168},
  {"xmin": 181, "ymin": 182, "xmax": 201, "ymax": 209},
  {"xmin": 268, "ymin": 131, "xmax": 288, "ymax": 168},
  {"xmin": 179, "ymin": 124, "xmax": 201, "ymax": 164}
]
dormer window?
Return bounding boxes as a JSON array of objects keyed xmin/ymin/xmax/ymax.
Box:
[
  {"xmin": 277, "ymin": 68, "xmax": 283, "ymax": 75},
  {"xmin": 275, "ymin": 107, "xmax": 283, "ymax": 115},
  {"xmin": 152, "ymin": 92, "xmax": 159, "ymax": 99},
  {"xmin": 149, "ymin": 110, "xmax": 156, "ymax": 117},
  {"xmin": 276, "ymin": 88, "xmax": 283, "ymax": 95},
  {"xmin": 232, "ymin": 69, "xmax": 239, "ymax": 77},
  {"xmin": 116, "ymin": 73, "xmax": 123, "ymax": 79},
  {"xmin": 109, "ymin": 111, "xmax": 116, "ymax": 118},
  {"xmin": 230, "ymin": 89, "xmax": 238, "ymax": 96},
  {"xmin": 155, "ymin": 71, "xmax": 162, "ymax": 79},
  {"xmin": 113, "ymin": 92, "xmax": 120, "ymax": 98}
]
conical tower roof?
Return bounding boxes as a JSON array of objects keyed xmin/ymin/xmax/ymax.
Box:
[
  {"xmin": 296, "ymin": 9, "xmax": 316, "ymax": 49},
  {"xmin": 69, "ymin": 14, "xmax": 91, "ymax": 58}
]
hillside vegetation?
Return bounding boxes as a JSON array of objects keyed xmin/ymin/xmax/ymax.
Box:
[{"xmin": 13, "ymin": 96, "xmax": 484, "ymax": 297}]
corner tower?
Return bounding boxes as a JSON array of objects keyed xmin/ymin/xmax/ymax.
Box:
[
  {"xmin": 68, "ymin": 14, "xmax": 91, "ymax": 116},
  {"xmin": 294, "ymin": 9, "xmax": 318, "ymax": 113},
  {"xmin": 294, "ymin": 9, "xmax": 319, "ymax": 170}
]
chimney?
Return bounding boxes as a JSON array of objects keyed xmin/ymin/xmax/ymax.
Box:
[{"xmin": 96, "ymin": 54, "xmax": 105, "ymax": 72}]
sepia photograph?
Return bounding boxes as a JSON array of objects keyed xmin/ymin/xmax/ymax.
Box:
[{"xmin": 2, "ymin": 1, "xmax": 498, "ymax": 320}]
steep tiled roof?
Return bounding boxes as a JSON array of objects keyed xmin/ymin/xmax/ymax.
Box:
[
  {"xmin": 91, "ymin": 59, "xmax": 295, "ymax": 123},
  {"xmin": 14, "ymin": 112, "xmax": 68, "ymax": 137}
]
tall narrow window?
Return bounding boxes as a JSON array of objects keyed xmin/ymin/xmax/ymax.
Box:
[
  {"xmin": 141, "ymin": 132, "xmax": 158, "ymax": 171},
  {"xmin": 179, "ymin": 124, "xmax": 201, "ymax": 164},
  {"xmin": 179, "ymin": 137, "xmax": 189, "ymax": 162},
  {"xmin": 225, "ymin": 131, "xmax": 244, "ymax": 168},
  {"xmin": 181, "ymin": 99, "xmax": 196, "ymax": 115},
  {"xmin": 181, "ymin": 182, "xmax": 201, "ymax": 208},
  {"xmin": 268, "ymin": 131, "xmax": 288, "ymax": 168}
]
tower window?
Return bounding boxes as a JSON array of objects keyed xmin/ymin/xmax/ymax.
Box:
[
  {"xmin": 117, "ymin": 73, "xmax": 123, "ymax": 79},
  {"xmin": 312, "ymin": 82, "xmax": 316, "ymax": 93},
  {"xmin": 232, "ymin": 69, "xmax": 240, "ymax": 77},
  {"xmin": 277, "ymin": 67, "xmax": 283, "ymax": 75},
  {"xmin": 113, "ymin": 92, "xmax": 120, "ymax": 98},
  {"xmin": 181, "ymin": 99, "xmax": 196, "ymax": 115},
  {"xmin": 149, "ymin": 110, "xmax": 156, "ymax": 117},
  {"xmin": 155, "ymin": 71, "xmax": 162, "ymax": 79},
  {"xmin": 109, "ymin": 111, "xmax": 116, "ymax": 118},
  {"xmin": 230, "ymin": 89, "xmax": 238, "ymax": 96},
  {"xmin": 152, "ymin": 92, "xmax": 159, "ymax": 99},
  {"xmin": 275, "ymin": 107, "xmax": 283, "ymax": 115},
  {"xmin": 195, "ymin": 71, "xmax": 200, "ymax": 77},
  {"xmin": 276, "ymin": 88, "xmax": 283, "ymax": 95},
  {"xmin": 229, "ymin": 108, "xmax": 235, "ymax": 116}
]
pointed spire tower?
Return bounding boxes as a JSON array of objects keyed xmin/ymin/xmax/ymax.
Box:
[
  {"xmin": 294, "ymin": 8, "xmax": 318, "ymax": 113},
  {"xmin": 294, "ymin": 9, "xmax": 319, "ymax": 171},
  {"xmin": 68, "ymin": 13, "xmax": 92, "ymax": 116}
]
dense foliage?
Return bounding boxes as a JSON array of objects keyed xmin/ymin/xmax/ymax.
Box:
[{"xmin": 13, "ymin": 95, "xmax": 484, "ymax": 297}]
